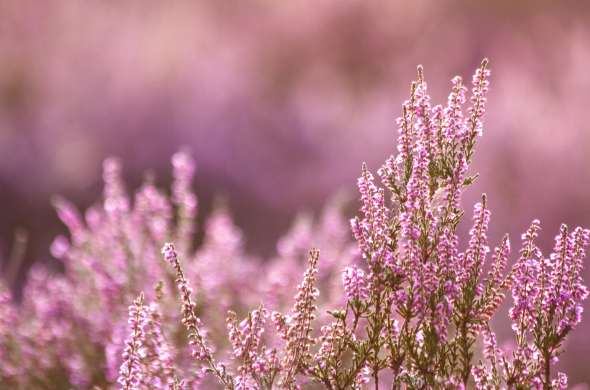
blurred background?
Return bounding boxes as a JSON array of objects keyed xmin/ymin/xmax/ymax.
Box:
[{"xmin": 0, "ymin": 0, "xmax": 589, "ymax": 384}]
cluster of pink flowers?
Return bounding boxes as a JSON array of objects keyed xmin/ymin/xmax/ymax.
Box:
[
  {"xmin": 480, "ymin": 223, "xmax": 590, "ymax": 389},
  {"xmin": 1, "ymin": 60, "xmax": 588, "ymax": 389},
  {"xmin": 0, "ymin": 148, "xmax": 353, "ymax": 388}
]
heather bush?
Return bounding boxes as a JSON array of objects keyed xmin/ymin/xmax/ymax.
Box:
[
  {"xmin": 0, "ymin": 153, "xmax": 354, "ymax": 389},
  {"xmin": 1, "ymin": 60, "xmax": 588, "ymax": 389}
]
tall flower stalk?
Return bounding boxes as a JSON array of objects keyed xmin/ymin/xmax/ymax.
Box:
[
  {"xmin": 118, "ymin": 293, "xmax": 148, "ymax": 390},
  {"xmin": 162, "ymin": 243, "xmax": 235, "ymax": 389}
]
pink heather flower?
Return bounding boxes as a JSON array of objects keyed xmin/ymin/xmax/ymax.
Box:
[
  {"xmin": 118, "ymin": 293, "xmax": 148, "ymax": 390},
  {"xmin": 467, "ymin": 59, "xmax": 490, "ymax": 139},
  {"xmin": 52, "ymin": 197, "xmax": 85, "ymax": 243},
  {"xmin": 135, "ymin": 183, "xmax": 172, "ymax": 243},
  {"xmin": 377, "ymin": 154, "xmax": 398, "ymax": 193},
  {"xmin": 478, "ymin": 235, "xmax": 511, "ymax": 322},
  {"xmin": 551, "ymin": 372, "xmax": 568, "ymax": 390},
  {"xmin": 482, "ymin": 327, "xmax": 501, "ymax": 366},
  {"xmin": 190, "ymin": 208, "xmax": 258, "ymax": 312},
  {"xmin": 171, "ymin": 151, "xmax": 196, "ymax": 205},
  {"xmin": 171, "ymin": 151, "xmax": 197, "ymax": 256},
  {"xmin": 442, "ymin": 151, "xmax": 468, "ymax": 217},
  {"xmin": 459, "ymin": 196, "xmax": 491, "ymax": 288},
  {"xmin": 444, "ymin": 75, "xmax": 467, "ymax": 144},
  {"xmin": 395, "ymin": 95, "xmax": 415, "ymax": 183},
  {"xmin": 351, "ymin": 164, "xmax": 393, "ymax": 274},
  {"xmin": 548, "ymin": 225, "xmax": 590, "ymax": 333},
  {"xmin": 462, "ymin": 58, "xmax": 491, "ymax": 163},
  {"xmin": 106, "ymin": 322, "xmax": 129, "ymax": 383},
  {"xmin": 103, "ymin": 157, "xmax": 130, "ymax": 218},
  {"xmin": 503, "ymin": 220, "xmax": 588, "ymax": 387},
  {"xmin": 400, "ymin": 131, "xmax": 432, "ymax": 245},
  {"xmin": 161, "ymin": 242, "xmax": 233, "ymax": 388},
  {"xmin": 280, "ymin": 248, "xmax": 320, "ymax": 388},
  {"xmin": 484, "ymin": 235, "xmax": 511, "ymax": 291},
  {"xmin": 352, "ymin": 365, "xmax": 371, "ymax": 390},
  {"xmin": 143, "ymin": 302, "xmax": 180, "ymax": 388},
  {"xmin": 342, "ymin": 266, "xmax": 368, "ymax": 302},
  {"xmin": 226, "ymin": 305, "xmax": 267, "ymax": 386},
  {"xmin": 414, "ymin": 67, "xmax": 436, "ymax": 160},
  {"xmin": 471, "ymin": 363, "xmax": 492, "ymax": 390},
  {"xmin": 509, "ymin": 219, "xmax": 543, "ymax": 335},
  {"xmin": 49, "ymin": 235, "xmax": 70, "ymax": 259},
  {"xmin": 315, "ymin": 321, "xmax": 346, "ymax": 368},
  {"xmin": 161, "ymin": 243, "xmax": 210, "ymax": 362},
  {"xmin": 271, "ymin": 311, "xmax": 288, "ymax": 341}
]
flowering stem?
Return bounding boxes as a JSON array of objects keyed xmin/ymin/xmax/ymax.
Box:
[{"xmin": 162, "ymin": 243, "xmax": 235, "ymax": 390}]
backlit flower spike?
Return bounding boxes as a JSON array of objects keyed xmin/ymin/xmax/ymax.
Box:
[
  {"xmin": 547, "ymin": 225, "xmax": 589, "ymax": 333},
  {"xmin": 415, "ymin": 65, "xmax": 437, "ymax": 161},
  {"xmin": 485, "ymin": 234, "xmax": 511, "ymax": 291},
  {"xmin": 281, "ymin": 248, "xmax": 320, "ymax": 388},
  {"xmin": 351, "ymin": 164, "xmax": 391, "ymax": 270},
  {"xmin": 400, "ymin": 109, "xmax": 435, "ymax": 261},
  {"xmin": 226, "ymin": 305, "xmax": 267, "ymax": 386},
  {"xmin": 377, "ymin": 154, "xmax": 399, "ymax": 197},
  {"xmin": 161, "ymin": 242, "xmax": 235, "ymax": 389},
  {"xmin": 461, "ymin": 195, "xmax": 491, "ymax": 287},
  {"xmin": 478, "ymin": 235, "xmax": 511, "ymax": 323},
  {"xmin": 431, "ymin": 103, "xmax": 445, "ymax": 162},
  {"xmin": 117, "ymin": 293, "xmax": 148, "ymax": 390},
  {"xmin": 342, "ymin": 266, "xmax": 368, "ymax": 302},
  {"xmin": 441, "ymin": 151, "xmax": 468, "ymax": 219},
  {"xmin": 465, "ymin": 58, "xmax": 491, "ymax": 161},
  {"xmin": 398, "ymin": 149, "xmax": 430, "ymax": 276},
  {"xmin": 568, "ymin": 227, "xmax": 590, "ymax": 325},
  {"xmin": 443, "ymin": 74, "xmax": 467, "ymax": 146},
  {"xmin": 509, "ymin": 220, "xmax": 542, "ymax": 324},
  {"xmin": 395, "ymin": 81, "xmax": 418, "ymax": 185},
  {"xmin": 143, "ymin": 300, "xmax": 180, "ymax": 388}
]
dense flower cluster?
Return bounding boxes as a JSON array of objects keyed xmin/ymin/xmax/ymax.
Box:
[{"xmin": 1, "ymin": 60, "xmax": 588, "ymax": 389}]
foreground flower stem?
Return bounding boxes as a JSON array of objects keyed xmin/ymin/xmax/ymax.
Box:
[
  {"xmin": 161, "ymin": 243, "xmax": 235, "ymax": 389},
  {"xmin": 118, "ymin": 293, "xmax": 147, "ymax": 390}
]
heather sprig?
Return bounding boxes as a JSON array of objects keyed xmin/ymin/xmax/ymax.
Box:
[
  {"xmin": 493, "ymin": 223, "xmax": 590, "ymax": 389},
  {"xmin": 279, "ymin": 248, "xmax": 320, "ymax": 388},
  {"xmin": 143, "ymin": 294, "xmax": 182, "ymax": 389},
  {"xmin": 118, "ymin": 293, "xmax": 148, "ymax": 390},
  {"xmin": 161, "ymin": 242, "xmax": 234, "ymax": 389}
]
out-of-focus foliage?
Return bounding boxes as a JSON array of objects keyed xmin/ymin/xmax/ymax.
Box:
[{"xmin": 0, "ymin": 151, "xmax": 356, "ymax": 389}]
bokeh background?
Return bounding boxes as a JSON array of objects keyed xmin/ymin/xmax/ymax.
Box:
[{"xmin": 1, "ymin": 0, "xmax": 589, "ymax": 385}]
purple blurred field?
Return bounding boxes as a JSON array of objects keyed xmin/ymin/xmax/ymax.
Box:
[{"xmin": 1, "ymin": 0, "xmax": 590, "ymax": 386}]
